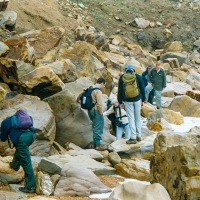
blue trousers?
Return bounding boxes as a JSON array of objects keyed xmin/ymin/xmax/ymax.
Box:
[{"xmin": 88, "ymin": 109, "xmax": 104, "ymax": 145}]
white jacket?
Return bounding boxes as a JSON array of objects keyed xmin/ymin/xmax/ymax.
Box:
[{"xmin": 103, "ymin": 106, "xmax": 129, "ymax": 125}]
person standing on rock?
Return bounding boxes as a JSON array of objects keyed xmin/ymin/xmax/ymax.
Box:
[
  {"xmin": 145, "ymin": 60, "xmax": 166, "ymax": 109},
  {"xmin": 118, "ymin": 64, "xmax": 145, "ymax": 144},
  {"xmin": 142, "ymin": 64, "xmax": 154, "ymax": 104},
  {"xmin": 0, "ymin": 109, "xmax": 36, "ymax": 193},
  {"xmin": 79, "ymin": 78, "xmax": 107, "ymax": 151}
]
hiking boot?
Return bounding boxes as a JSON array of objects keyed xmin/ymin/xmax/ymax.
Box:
[
  {"xmin": 137, "ymin": 137, "xmax": 142, "ymax": 142},
  {"xmin": 9, "ymin": 162, "xmax": 20, "ymax": 171},
  {"xmin": 85, "ymin": 142, "xmax": 96, "ymax": 149},
  {"xmin": 95, "ymin": 144, "xmax": 108, "ymax": 151},
  {"xmin": 19, "ymin": 187, "xmax": 36, "ymax": 193},
  {"xmin": 126, "ymin": 139, "xmax": 137, "ymax": 144}
]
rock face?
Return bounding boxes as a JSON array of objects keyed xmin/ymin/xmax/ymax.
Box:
[
  {"xmin": 151, "ymin": 131, "xmax": 200, "ymax": 200},
  {"xmin": 108, "ymin": 181, "xmax": 171, "ymax": 200}
]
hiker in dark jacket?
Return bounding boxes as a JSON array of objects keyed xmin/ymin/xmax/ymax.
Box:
[
  {"xmin": 118, "ymin": 64, "xmax": 145, "ymax": 144},
  {"xmin": 145, "ymin": 60, "xmax": 166, "ymax": 109},
  {"xmin": 142, "ymin": 64, "xmax": 154, "ymax": 104},
  {"xmin": 0, "ymin": 109, "xmax": 36, "ymax": 193}
]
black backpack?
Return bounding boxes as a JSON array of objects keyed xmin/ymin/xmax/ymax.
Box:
[{"xmin": 80, "ymin": 87, "xmax": 100, "ymax": 110}]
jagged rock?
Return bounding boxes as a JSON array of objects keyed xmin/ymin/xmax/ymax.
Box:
[
  {"xmin": 164, "ymin": 58, "xmax": 180, "ymax": 69},
  {"xmin": 168, "ymin": 95, "xmax": 200, "ymax": 116},
  {"xmin": 36, "ymin": 171, "xmax": 54, "ymax": 195},
  {"xmin": 115, "ymin": 158, "xmax": 151, "ymax": 181},
  {"xmin": 147, "ymin": 108, "xmax": 183, "ymax": 130},
  {"xmin": 151, "ymin": 131, "xmax": 200, "ymax": 200},
  {"xmin": 19, "ymin": 66, "xmax": 65, "ymax": 99},
  {"xmin": 162, "ymin": 41, "xmax": 183, "ymax": 53},
  {"xmin": 160, "ymin": 52, "xmax": 188, "ymax": 66},
  {"xmin": 57, "ymin": 41, "xmax": 113, "ymax": 93},
  {"xmin": 0, "ymin": 58, "xmax": 35, "ymax": 84},
  {"xmin": 66, "ymin": 149, "xmax": 103, "ymax": 161},
  {"xmin": 162, "ymin": 87, "xmax": 175, "ymax": 98},
  {"xmin": 3, "ymin": 37, "xmax": 34, "ymax": 62},
  {"xmin": 132, "ymin": 17, "xmax": 150, "ymax": 29},
  {"xmin": 0, "ymin": 156, "xmax": 24, "ymax": 183},
  {"xmin": 0, "ymin": 94, "xmax": 56, "ymax": 142},
  {"xmin": 54, "ymin": 164, "xmax": 111, "ymax": 197},
  {"xmin": 0, "ymin": 41, "xmax": 9, "ymax": 56},
  {"xmin": 109, "ymin": 134, "xmax": 157, "ymax": 160},
  {"xmin": 0, "ymin": 10, "xmax": 17, "ymax": 27},
  {"xmin": 0, "ymin": 83, "xmax": 11, "ymax": 103},
  {"xmin": 186, "ymin": 90, "xmax": 200, "ymax": 102},
  {"xmin": 30, "ymin": 140, "xmax": 51, "ymax": 157},
  {"xmin": 108, "ymin": 182, "xmax": 171, "ymax": 200},
  {"xmin": 50, "ymin": 174, "xmax": 60, "ymax": 188},
  {"xmin": 148, "ymin": 118, "xmax": 173, "ymax": 132},
  {"xmin": 39, "ymin": 154, "xmax": 116, "ymax": 175},
  {"xmin": 166, "ymin": 82, "xmax": 192, "ymax": 95},
  {"xmin": 109, "ymin": 35, "xmax": 123, "ymax": 46},
  {"xmin": 0, "ymin": 191, "xmax": 26, "ymax": 200},
  {"xmin": 20, "ymin": 26, "xmax": 65, "ymax": 60},
  {"xmin": 39, "ymin": 60, "xmax": 78, "ymax": 83},
  {"xmin": 108, "ymin": 152, "xmax": 121, "ymax": 166},
  {"xmin": 0, "ymin": 0, "xmax": 9, "ymax": 11},
  {"xmin": 190, "ymin": 50, "xmax": 200, "ymax": 64},
  {"xmin": 141, "ymin": 103, "xmax": 157, "ymax": 118}
]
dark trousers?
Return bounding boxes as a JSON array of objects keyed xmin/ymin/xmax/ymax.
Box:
[{"xmin": 10, "ymin": 131, "xmax": 36, "ymax": 189}]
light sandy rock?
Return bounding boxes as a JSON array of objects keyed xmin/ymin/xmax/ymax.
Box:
[
  {"xmin": 109, "ymin": 35, "xmax": 123, "ymax": 46},
  {"xmin": 148, "ymin": 118, "xmax": 173, "ymax": 132},
  {"xmin": 141, "ymin": 103, "xmax": 157, "ymax": 118},
  {"xmin": 0, "ymin": 191, "xmax": 26, "ymax": 200},
  {"xmin": 109, "ymin": 135, "xmax": 157, "ymax": 160},
  {"xmin": 168, "ymin": 95, "xmax": 200, "ymax": 116},
  {"xmin": 0, "ymin": 156, "xmax": 24, "ymax": 183},
  {"xmin": 108, "ymin": 181, "xmax": 171, "ymax": 200},
  {"xmin": 115, "ymin": 158, "xmax": 151, "ymax": 181},
  {"xmin": 147, "ymin": 108, "xmax": 183, "ymax": 131},
  {"xmin": 54, "ymin": 164, "xmax": 111, "ymax": 197},
  {"xmin": 108, "ymin": 152, "xmax": 121, "ymax": 166},
  {"xmin": 164, "ymin": 58, "xmax": 180, "ymax": 69},
  {"xmin": 66, "ymin": 149, "xmax": 103, "ymax": 161},
  {"xmin": 28, "ymin": 197, "xmax": 56, "ymax": 200},
  {"xmin": 162, "ymin": 87, "xmax": 175, "ymax": 98},
  {"xmin": 166, "ymin": 82, "xmax": 192, "ymax": 95},
  {"xmin": 39, "ymin": 154, "xmax": 116, "ymax": 175}
]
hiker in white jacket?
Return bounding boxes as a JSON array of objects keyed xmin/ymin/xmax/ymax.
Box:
[{"xmin": 103, "ymin": 98, "xmax": 130, "ymax": 140}]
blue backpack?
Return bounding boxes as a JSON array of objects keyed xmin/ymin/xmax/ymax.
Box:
[{"xmin": 80, "ymin": 87, "xmax": 100, "ymax": 110}]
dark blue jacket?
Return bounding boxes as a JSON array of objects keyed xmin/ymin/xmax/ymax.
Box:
[
  {"xmin": 142, "ymin": 70, "xmax": 148, "ymax": 87},
  {"xmin": 118, "ymin": 72, "xmax": 145, "ymax": 104},
  {"xmin": 0, "ymin": 117, "xmax": 35, "ymax": 146}
]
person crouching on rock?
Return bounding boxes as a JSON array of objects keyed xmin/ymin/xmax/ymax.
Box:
[
  {"xmin": 0, "ymin": 109, "xmax": 36, "ymax": 193},
  {"xmin": 103, "ymin": 98, "xmax": 130, "ymax": 140}
]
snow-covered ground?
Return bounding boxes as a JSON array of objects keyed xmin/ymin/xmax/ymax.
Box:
[{"xmin": 90, "ymin": 117, "xmax": 200, "ymax": 199}]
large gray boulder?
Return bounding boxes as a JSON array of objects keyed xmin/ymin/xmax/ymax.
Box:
[{"xmin": 54, "ymin": 164, "xmax": 111, "ymax": 197}]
